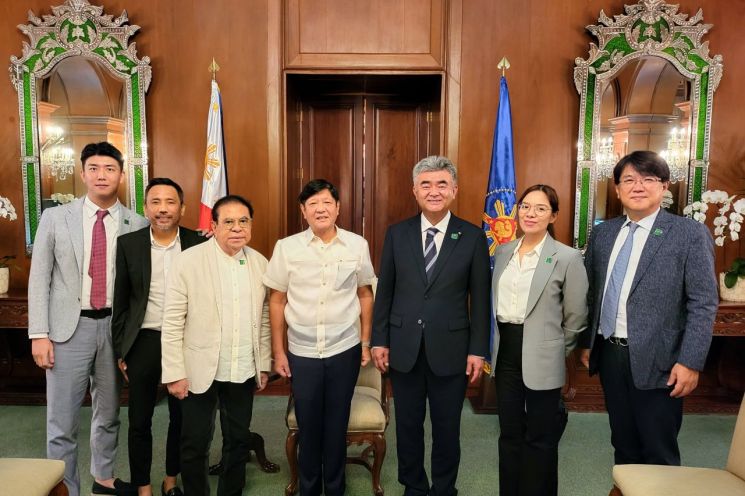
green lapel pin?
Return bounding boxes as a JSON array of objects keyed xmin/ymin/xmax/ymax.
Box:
[
  {"xmin": 451, "ymin": 232, "xmax": 460, "ymax": 240},
  {"xmin": 239, "ymin": 259, "xmax": 246, "ymax": 265},
  {"xmin": 545, "ymin": 257, "xmax": 553, "ymax": 264},
  {"xmin": 653, "ymin": 228, "xmax": 663, "ymax": 236},
  {"xmin": 124, "ymin": 218, "xmax": 129, "ymax": 225}
]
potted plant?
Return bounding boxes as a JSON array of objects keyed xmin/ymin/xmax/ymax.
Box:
[
  {"xmin": 0, "ymin": 195, "xmax": 18, "ymax": 294},
  {"xmin": 684, "ymin": 190, "xmax": 745, "ymax": 301}
]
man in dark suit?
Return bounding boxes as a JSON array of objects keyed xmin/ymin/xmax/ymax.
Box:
[
  {"xmin": 372, "ymin": 156, "xmax": 490, "ymax": 496},
  {"xmin": 112, "ymin": 178, "xmax": 205, "ymax": 496},
  {"xmin": 579, "ymin": 151, "xmax": 718, "ymax": 467}
]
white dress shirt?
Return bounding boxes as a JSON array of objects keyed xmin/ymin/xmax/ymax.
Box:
[
  {"xmin": 214, "ymin": 239, "xmax": 255, "ymax": 383},
  {"xmin": 140, "ymin": 230, "xmax": 181, "ymax": 331},
  {"xmin": 81, "ymin": 195, "xmax": 120, "ymax": 309},
  {"xmin": 599, "ymin": 209, "xmax": 660, "ymax": 338},
  {"xmin": 420, "ymin": 211, "xmax": 451, "ymax": 254},
  {"xmin": 263, "ymin": 227, "xmax": 376, "ymax": 359},
  {"xmin": 497, "ymin": 234, "xmax": 548, "ymax": 324}
]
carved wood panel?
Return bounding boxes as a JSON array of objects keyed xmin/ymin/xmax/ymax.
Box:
[{"xmin": 285, "ymin": 0, "xmax": 445, "ymax": 69}]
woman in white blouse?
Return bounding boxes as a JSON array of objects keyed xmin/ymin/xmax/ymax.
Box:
[{"xmin": 489, "ymin": 184, "xmax": 588, "ymax": 496}]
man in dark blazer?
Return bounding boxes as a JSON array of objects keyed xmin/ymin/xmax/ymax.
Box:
[
  {"xmin": 112, "ymin": 178, "xmax": 205, "ymax": 496},
  {"xmin": 579, "ymin": 151, "xmax": 718, "ymax": 467},
  {"xmin": 372, "ymin": 156, "xmax": 490, "ymax": 496}
]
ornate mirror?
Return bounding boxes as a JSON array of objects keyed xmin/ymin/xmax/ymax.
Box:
[
  {"xmin": 573, "ymin": 0, "xmax": 723, "ymax": 249},
  {"xmin": 9, "ymin": 0, "xmax": 151, "ymax": 253}
]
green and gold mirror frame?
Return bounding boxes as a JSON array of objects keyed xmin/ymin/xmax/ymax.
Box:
[
  {"xmin": 573, "ymin": 0, "xmax": 723, "ymax": 249},
  {"xmin": 9, "ymin": 0, "xmax": 151, "ymax": 253}
]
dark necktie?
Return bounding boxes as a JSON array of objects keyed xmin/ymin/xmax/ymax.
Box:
[
  {"xmin": 424, "ymin": 227, "xmax": 439, "ymax": 281},
  {"xmin": 89, "ymin": 209, "xmax": 109, "ymax": 309},
  {"xmin": 599, "ymin": 222, "xmax": 639, "ymax": 339}
]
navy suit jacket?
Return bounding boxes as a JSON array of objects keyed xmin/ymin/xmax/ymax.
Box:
[
  {"xmin": 372, "ymin": 213, "xmax": 491, "ymax": 376},
  {"xmin": 579, "ymin": 208, "xmax": 718, "ymax": 389},
  {"xmin": 112, "ymin": 226, "xmax": 206, "ymax": 360}
]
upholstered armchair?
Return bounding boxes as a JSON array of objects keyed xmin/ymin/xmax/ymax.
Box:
[
  {"xmin": 0, "ymin": 458, "xmax": 67, "ymax": 495},
  {"xmin": 284, "ymin": 362, "xmax": 390, "ymax": 496},
  {"xmin": 610, "ymin": 393, "xmax": 745, "ymax": 496}
]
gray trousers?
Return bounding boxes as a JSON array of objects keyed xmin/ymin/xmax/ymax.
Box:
[{"xmin": 46, "ymin": 315, "xmax": 121, "ymax": 496}]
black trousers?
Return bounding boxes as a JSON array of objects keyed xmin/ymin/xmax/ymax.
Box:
[
  {"xmin": 597, "ymin": 338, "xmax": 683, "ymax": 465},
  {"xmin": 180, "ymin": 377, "xmax": 256, "ymax": 496},
  {"xmin": 126, "ymin": 329, "xmax": 181, "ymax": 486},
  {"xmin": 494, "ymin": 323, "xmax": 564, "ymax": 496},
  {"xmin": 287, "ymin": 344, "xmax": 361, "ymax": 496},
  {"xmin": 389, "ymin": 342, "xmax": 468, "ymax": 496}
]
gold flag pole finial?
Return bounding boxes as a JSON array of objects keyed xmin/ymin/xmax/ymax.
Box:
[
  {"xmin": 497, "ymin": 56, "xmax": 511, "ymax": 77},
  {"xmin": 209, "ymin": 58, "xmax": 220, "ymax": 81}
]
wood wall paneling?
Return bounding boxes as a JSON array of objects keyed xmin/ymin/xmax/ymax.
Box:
[
  {"xmin": 285, "ymin": 0, "xmax": 445, "ymax": 69},
  {"xmin": 1, "ymin": 1, "xmax": 744, "ymax": 410}
]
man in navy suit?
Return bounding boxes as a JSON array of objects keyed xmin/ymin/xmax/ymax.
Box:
[
  {"xmin": 580, "ymin": 151, "xmax": 718, "ymax": 466},
  {"xmin": 372, "ymin": 156, "xmax": 490, "ymax": 496}
]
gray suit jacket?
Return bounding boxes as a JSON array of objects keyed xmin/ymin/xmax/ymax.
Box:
[
  {"xmin": 579, "ymin": 209, "xmax": 719, "ymax": 389},
  {"xmin": 28, "ymin": 197, "xmax": 148, "ymax": 342},
  {"xmin": 490, "ymin": 234, "xmax": 588, "ymax": 390}
]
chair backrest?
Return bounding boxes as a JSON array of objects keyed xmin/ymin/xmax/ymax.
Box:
[
  {"xmin": 726, "ymin": 393, "xmax": 745, "ymax": 480},
  {"xmin": 355, "ymin": 278, "xmax": 381, "ymax": 392},
  {"xmin": 357, "ymin": 361, "xmax": 382, "ymax": 393}
]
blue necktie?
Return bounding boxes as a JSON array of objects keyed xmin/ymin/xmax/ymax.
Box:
[
  {"xmin": 424, "ymin": 227, "xmax": 439, "ymax": 281},
  {"xmin": 599, "ymin": 222, "xmax": 639, "ymax": 339}
]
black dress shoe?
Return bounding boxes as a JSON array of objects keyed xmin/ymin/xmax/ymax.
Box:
[
  {"xmin": 161, "ymin": 481, "xmax": 184, "ymax": 496},
  {"xmin": 208, "ymin": 460, "xmax": 224, "ymax": 475},
  {"xmin": 91, "ymin": 478, "xmax": 138, "ymax": 495}
]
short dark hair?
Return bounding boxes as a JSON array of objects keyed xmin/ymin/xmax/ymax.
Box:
[
  {"xmin": 212, "ymin": 194, "xmax": 254, "ymax": 222},
  {"xmin": 612, "ymin": 150, "xmax": 670, "ymax": 184},
  {"xmin": 146, "ymin": 178, "xmax": 184, "ymax": 204},
  {"xmin": 518, "ymin": 184, "xmax": 559, "ymax": 236},
  {"xmin": 80, "ymin": 142, "xmax": 124, "ymax": 170},
  {"xmin": 298, "ymin": 179, "xmax": 339, "ymax": 204}
]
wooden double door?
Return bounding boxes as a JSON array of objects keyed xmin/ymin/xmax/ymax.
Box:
[{"xmin": 286, "ymin": 74, "xmax": 441, "ymax": 269}]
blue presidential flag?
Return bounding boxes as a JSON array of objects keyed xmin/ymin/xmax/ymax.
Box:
[{"xmin": 482, "ymin": 76, "xmax": 517, "ymax": 369}]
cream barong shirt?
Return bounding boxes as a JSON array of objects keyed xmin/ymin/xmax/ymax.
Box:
[
  {"xmin": 214, "ymin": 241, "xmax": 255, "ymax": 383},
  {"xmin": 263, "ymin": 227, "xmax": 376, "ymax": 359}
]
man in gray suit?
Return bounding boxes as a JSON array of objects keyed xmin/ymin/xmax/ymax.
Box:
[
  {"xmin": 579, "ymin": 151, "xmax": 718, "ymax": 467},
  {"xmin": 29, "ymin": 142, "xmax": 148, "ymax": 496}
]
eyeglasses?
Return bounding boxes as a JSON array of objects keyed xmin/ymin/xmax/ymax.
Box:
[
  {"xmin": 518, "ymin": 203, "xmax": 552, "ymax": 216},
  {"xmin": 620, "ymin": 176, "xmax": 663, "ymax": 188},
  {"xmin": 220, "ymin": 217, "xmax": 252, "ymax": 229}
]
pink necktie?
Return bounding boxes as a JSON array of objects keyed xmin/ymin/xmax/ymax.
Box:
[{"xmin": 89, "ymin": 209, "xmax": 109, "ymax": 309}]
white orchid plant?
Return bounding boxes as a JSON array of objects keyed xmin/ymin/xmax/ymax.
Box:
[
  {"xmin": 0, "ymin": 195, "xmax": 19, "ymax": 270},
  {"xmin": 684, "ymin": 190, "xmax": 745, "ymax": 246},
  {"xmin": 684, "ymin": 190, "xmax": 745, "ymax": 288},
  {"xmin": 0, "ymin": 195, "xmax": 17, "ymax": 222}
]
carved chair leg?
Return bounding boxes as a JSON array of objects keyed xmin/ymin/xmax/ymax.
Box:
[
  {"xmin": 609, "ymin": 486, "xmax": 623, "ymax": 496},
  {"xmin": 285, "ymin": 430, "xmax": 299, "ymax": 496},
  {"xmin": 371, "ymin": 433, "xmax": 386, "ymax": 496},
  {"xmin": 49, "ymin": 480, "xmax": 69, "ymax": 496},
  {"xmin": 249, "ymin": 431, "xmax": 280, "ymax": 473}
]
